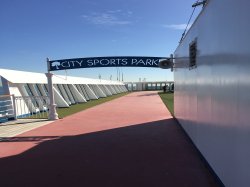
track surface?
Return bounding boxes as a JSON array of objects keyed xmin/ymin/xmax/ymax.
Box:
[{"xmin": 0, "ymin": 91, "xmax": 220, "ymax": 187}]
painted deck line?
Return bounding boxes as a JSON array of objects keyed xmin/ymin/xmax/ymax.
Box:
[{"xmin": 0, "ymin": 91, "xmax": 220, "ymax": 187}]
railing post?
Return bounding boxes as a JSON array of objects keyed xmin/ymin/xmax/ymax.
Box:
[
  {"xmin": 46, "ymin": 58, "xmax": 59, "ymax": 120},
  {"xmin": 12, "ymin": 94, "xmax": 17, "ymax": 120}
]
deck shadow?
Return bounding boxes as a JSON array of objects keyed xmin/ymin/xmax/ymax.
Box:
[{"xmin": 0, "ymin": 118, "xmax": 220, "ymax": 187}]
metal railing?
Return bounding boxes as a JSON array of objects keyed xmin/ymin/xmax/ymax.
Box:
[
  {"xmin": 0, "ymin": 95, "xmax": 15, "ymax": 121},
  {"xmin": 14, "ymin": 96, "xmax": 50, "ymax": 119},
  {"xmin": 0, "ymin": 94, "xmax": 50, "ymax": 122}
]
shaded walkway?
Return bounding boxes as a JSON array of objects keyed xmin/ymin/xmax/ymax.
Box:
[{"xmin": 0, "ymin": 91, "xmax": 220, "ymax": 187}]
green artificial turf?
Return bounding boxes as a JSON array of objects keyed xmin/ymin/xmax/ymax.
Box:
[
  {"xmin": 26, "ymin": 92, "xmax": 128, "ymax": 119},
  {"xmin": 158, "ymin": 92, "xmax": 174, "ymax": 116},
  {"xmin": 57, "ymin": 92, "xmax": 128, "ymax": 118}
]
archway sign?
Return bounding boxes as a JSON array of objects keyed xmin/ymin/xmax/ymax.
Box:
[
  {"xmin": 47, "ymin": 56, "xmax": 172, "ymax": 71},
  {"xmin": 46, "ymin": 56, "xmax": 173, "ymax": 120}
]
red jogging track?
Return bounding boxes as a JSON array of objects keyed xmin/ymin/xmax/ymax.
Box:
[{"xmin": 0, "ymin": 91, "xmax": 221, "ymax": 187}]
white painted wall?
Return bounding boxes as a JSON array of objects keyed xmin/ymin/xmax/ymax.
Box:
[
  {"xmin": 96, "ymin": 85, "xmax": 107, "ymax": 98},
  {"xmin": 79, "ymin": 84, "xmax": 90, "ymax": 100},
  {"xmin": 53, "ymin": 87, "xmax": 69, "ymax": 108},
  {"xmin": 63, "ymin": 84, "xmax": 76, "ymax": 104},
  {"xmin": 107, "ymin": 85, "xmax": 116, "ymax": 94},
  {"xmin": 68, "ymin": 84, "xmax": 86, "ymax": 103},
  {"xmin": 104, "ymin": 85, "xmax": 113, "ymax": 96},
  {"xmin": 55, "ymin": 84, "xmax": 71, "ymax": 105},
  {"xmin": 174, "ymin": 0, "xmax": 250, "ymax": 186},
  {"xmin": 84, "ymin": 85, "xmax": 98, "ymax": 100}
]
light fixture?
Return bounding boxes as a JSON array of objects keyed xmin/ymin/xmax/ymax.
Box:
[{"xmin": 192, "ymin": 0, "xmax": 207, "ymax": 7}]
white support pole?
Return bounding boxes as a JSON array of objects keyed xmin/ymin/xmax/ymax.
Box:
[
  {"xmin": 12, "ymin": 94, "xmax": 17, "ymax": 120},
  {"xmin": 46, "ymin": 58, "xmax": 59, "ymax": 120}
]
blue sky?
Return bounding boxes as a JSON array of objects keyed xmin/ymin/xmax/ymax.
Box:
[{"xmin": 0, "ymin": 0, "xmax": 202, "ymax": 82}]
